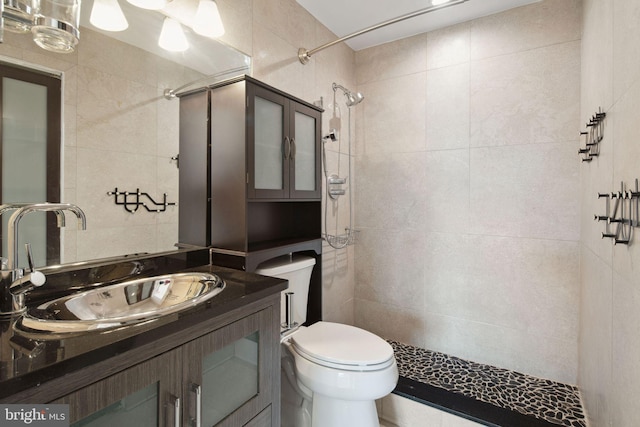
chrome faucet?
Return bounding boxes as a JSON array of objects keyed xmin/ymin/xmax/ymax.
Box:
[{"xmin": 0, "ymin": 203, "xmax": 87, "ymax": 316}]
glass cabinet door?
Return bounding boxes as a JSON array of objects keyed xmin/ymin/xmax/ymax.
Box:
[
  {"xmin": 290, "ymin": 102, "xmax": 321, "ymax": 199},
  {"xmin": 56, "ymin": 348, "xmax": 181, "ymax": 427},
  {"xmin": 182, "ymin": 309, "xmax": 273, "ymax": 427},
  {"xmin": 249, "ymin": 85, "xmax": 289, "ymax": 199}
]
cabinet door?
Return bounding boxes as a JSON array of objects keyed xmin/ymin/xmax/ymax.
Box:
[
  {"xmin": 55, "ymin": 349, "xmax": 181, "ymax": 427},
  {"xmin": 289, "ymin": 101, "xmax": 321, "ymax": 199},
  {"xmin": 182, "ymin": 308, "xmax": 274, "ymax": 427},
  {"xmin": 248, "ymin": 84, "xmax": 289, "ymax": 199}
]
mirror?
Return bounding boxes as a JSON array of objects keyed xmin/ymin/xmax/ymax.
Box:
[{"xmin": 0, "ymin": 0, "xmax": 251, "ymax": 268}]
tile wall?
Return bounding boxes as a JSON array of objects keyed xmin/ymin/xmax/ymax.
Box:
[
  {"xmin": 353, "ymin": 0, "xmax": 582, "ymax": 385},
  {"xmin": 579, "ymin": 0, "xmax": 640, "ymax": 426}
]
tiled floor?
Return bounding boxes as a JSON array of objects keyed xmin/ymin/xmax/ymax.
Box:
[{"xmin": 388, "ymin": 341, "xmax": 586, "ymax": 427}]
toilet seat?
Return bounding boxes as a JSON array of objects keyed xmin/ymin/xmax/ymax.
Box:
[{"xmin": 291, "ymin": 322, "xmax": 395, "ymax": 371}]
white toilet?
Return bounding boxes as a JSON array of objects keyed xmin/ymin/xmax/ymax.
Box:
[{"xmin": 255, "ymin": 254, "xmax": 398, "ymax": 427}]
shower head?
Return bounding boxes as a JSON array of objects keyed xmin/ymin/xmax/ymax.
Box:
[
  {"xmin": 345, "ymin": 91, "xmax": 364, "ymax": 107},
  {"xmin": 332, "ymin": 83, "xmax": 364, "ymax": 107}
]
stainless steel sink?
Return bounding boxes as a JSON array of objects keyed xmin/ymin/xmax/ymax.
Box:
[{"xmin": 18, "ymin": 272, "xmax": 225, "ymax": 333}]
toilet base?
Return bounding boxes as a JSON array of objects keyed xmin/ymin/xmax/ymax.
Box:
[{"xmin": 311, "ymin": 393, "xmax": 380, "ymax": 427}]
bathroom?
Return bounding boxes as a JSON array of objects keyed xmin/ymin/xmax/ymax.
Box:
[{"xmin": 0, "ymin": 0, "xmax": 637, "ymax": 425}]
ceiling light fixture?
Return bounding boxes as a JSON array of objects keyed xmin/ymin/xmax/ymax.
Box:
[
  {"xmin": 90, "ymin": 0, "xmax": 129, "ymax": 32},
  {"xmin": 193, "ymin": 0, "xmax": 225, "ymax": 38},
  {"xmin": 158, "ymin": 17, "xmax": 189, "ymax": 52},
  {"xmin": 3, "ymin": 0, "xmax": 34, "ymax": 33},
  {"xmin": 31, "ymin": 0, "xmax": 81, "ymax": 53}
]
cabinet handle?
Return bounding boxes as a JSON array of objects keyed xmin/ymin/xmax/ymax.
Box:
[
  {"xmin": 169, "ymin": 395, "xmax": 181, "ymax": 427},
  {"xmin": 283, "ymin": 137, "xmax": 291, "ymax": 160},
  {"xmin": 290, "ymin": 138, "xmax": 296, "ymax": 159},
  {"xmin": 191, "ymin": 383, "xmax": 202, "ymax": 427}
]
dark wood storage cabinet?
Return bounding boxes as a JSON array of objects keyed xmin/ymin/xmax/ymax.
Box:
[
  {"xmin": 179, "ymin": 76, "xmax": 323, "ymax": 324},
  {"xmin": 55, "ymin": 308, "xmax": 276, "ymax": 427}
]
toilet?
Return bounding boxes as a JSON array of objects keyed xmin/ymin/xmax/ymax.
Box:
[{"xmin": 255, "ymin": 254, "xmax": 398, "ymax": 427}]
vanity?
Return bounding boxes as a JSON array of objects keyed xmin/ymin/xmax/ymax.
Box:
[{"xmin": 0, "ymin": 248, "xmax": 286, "ymax": 427}]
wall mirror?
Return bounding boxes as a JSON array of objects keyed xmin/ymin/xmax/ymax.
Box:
[{"xmin": 0, "ymin": 0, "xmax": 251, "ymax": 269}]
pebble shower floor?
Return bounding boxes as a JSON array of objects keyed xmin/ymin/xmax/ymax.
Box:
[{"xmin": 388, "ymin": 340, "xmax": 586, "ymax": 427}]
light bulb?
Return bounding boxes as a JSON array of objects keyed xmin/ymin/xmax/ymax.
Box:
[
  {"xmin": 193, "ymin": 0, "xmax": 225, "ymax": 38},
  {"xmin": 158, "ymin": 17, "xmax": 189, "ymax": 52},
  {"xmin": 90, "ymin": 0, "xmax": 129, "ymax": 32}
]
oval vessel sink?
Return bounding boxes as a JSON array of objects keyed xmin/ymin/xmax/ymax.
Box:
[{"xmin": 19, "ymin": 272, "xmax": 225, "ymax": 333}]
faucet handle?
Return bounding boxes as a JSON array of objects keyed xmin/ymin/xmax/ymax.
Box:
[
  {"xmin": 24, "ymin": 243, "xmax": 45, "ymax": 287},
  {"xmin": 25, "ymin": 243, "xmax": 36, "ymax": 272}
]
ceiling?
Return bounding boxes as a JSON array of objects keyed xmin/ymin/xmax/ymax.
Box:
[{"xmin": 296, "ymin": 0, "xmax": 541, "ymax": 51}]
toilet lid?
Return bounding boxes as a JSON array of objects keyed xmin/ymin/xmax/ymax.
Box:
[{"xmin": 291, "ymin": 322, "xmax": 395, "ymax": 371}]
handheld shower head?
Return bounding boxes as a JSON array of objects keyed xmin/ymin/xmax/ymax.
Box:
[{"xmin": 332, "ymin": 82, "xmax": 364, "ymax": 107}]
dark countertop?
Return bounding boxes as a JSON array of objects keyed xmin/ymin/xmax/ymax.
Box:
[{"xmin": 0, "ymin": 249, "xmax": 287, "ymax": 402}]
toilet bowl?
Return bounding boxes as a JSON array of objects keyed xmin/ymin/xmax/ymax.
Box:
[{"xmin": 255, "ymin": 255, "xmax": 398, "ymax": 427}]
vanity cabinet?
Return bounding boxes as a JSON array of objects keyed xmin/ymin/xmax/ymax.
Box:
[{"xmin": 55, "ymin": 308, "xmax": 276, "ymax": 427}]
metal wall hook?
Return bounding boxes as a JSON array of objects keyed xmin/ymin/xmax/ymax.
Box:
[
  {"xmin": 579, "ymin": 107, "xmax": 606, "ymax": 163},
  {"xmin": 596, "ymin": 180, "xmax": 639, "ymax": 245}
]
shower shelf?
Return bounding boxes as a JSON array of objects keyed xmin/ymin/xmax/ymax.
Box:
[
  {"xmin": 323, "ymin": 229, "xmax": 358, "ymax": 247},
  {"xmin": 327, "ymin": 176, "xmax": 346, "ymax": 185}
]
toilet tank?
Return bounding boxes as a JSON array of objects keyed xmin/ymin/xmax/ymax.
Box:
[{"xmin": 255, "ymin": 254, "xmax": 316, "ymax": 327}]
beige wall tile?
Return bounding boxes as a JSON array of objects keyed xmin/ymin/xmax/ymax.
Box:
[
  {"xmin": 610, "ymin": 272, "xmax": 640, "ymax": 427},
  {"xmin": 424, "ymin": 149, "xmax": 469, "ymax": 233},
  {"xmin": 76, "ymin": 224, "xmax": 158, "ymax": 260},
  {"xmin": 356, "ymin": 34, "xmax": 427, "ymax": 85},
  {"xmin": 322, "ymin": 244, "xmax": 355, "ymax": 324},
  {"xmin": 578, "ymin": 246, "xmax": 612, "ymax": 427},
  {"xmin": 76, "ymin": 65, "xmax": 158, "ymax": 155},
  {"xmin": 470, "ymin": 41, "xmax": 581, "ymax": 148},
  {"xmin": 355, "ymin": 152, "xmax": 398, "ymax": 230},
  {"xmin": 470, "ymin": 0, "xmax": 581, "ymax": 61},
  {"xmin": 469, "ymin": 143, "xmax": 580, "ymax": 241},
  {"xmin": 354, "ymin": 298, "xmax": 426, "ymax": 348},
  {"xmin": 612, "ymin": 0, "xmax": 640, "ymax": 102},
  {"xmin": 581, "ymin": 0, "xmax": 614, "ymax": 114},
  {"xmin": 426, "ymin": 22, "xmax": 470, "ymax": 70},
  {"xmin": 355, "ymin": 227, "xmax": 426, "ymax": 310},
  {"xmin": 359, "ymin": 73, "xmax": 427, "ymax": 154},
  {"xmin": 426, "ymin": 63, "xmax": 470, "ymax": 151}
]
